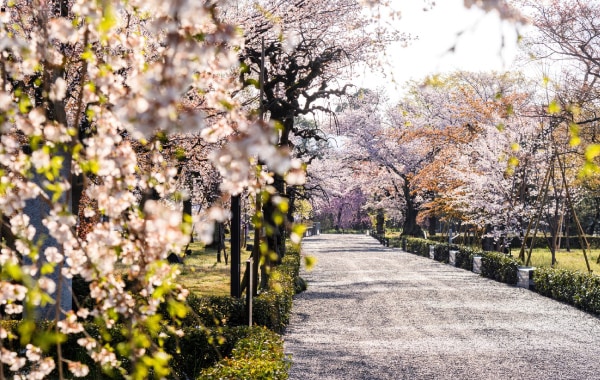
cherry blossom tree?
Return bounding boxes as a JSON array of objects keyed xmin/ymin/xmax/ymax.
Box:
[
  {"xmin": 0, "ymin": 0, "xmax": 293, "ymax": 377},
  {"xmin": 221, "ymin": 0, "xmax": 405, "ymax": 258},
  {"xmin": 308, "ymin": 156, "xmax": 372, "ymax": 232}
]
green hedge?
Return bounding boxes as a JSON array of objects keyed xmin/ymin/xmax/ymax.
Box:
[
  {"xmin": 0, "ymin": 245, "xmax": 304, "ymax": 379},
  {"xmin": 534, "ymin": 268, "xmax": 600, "ymax": 314},
  {"xmin": 480, "ymin": 251, "xmax": 519, "ymax": 285},
  {"xmin": 397, "ymin": 236, "xmax": 600, "ymax": 316},
  {"xmin": 182, "ymin": 246, "xmax": 301, "ymax": 333},
  {"xmin": 190, "ymin": 245, "xmax": 302, "ymax": 377},
  {"xmin": 0, "ymin": 320, "xmax": 285, "ymax": 380},
  {"xmin": 397, "ymin": 237, "xmax": 519, "ymax": 285},
  {"xmin": 167, "ymin": 326, "xmax": 269, "ymax": 379},
  {"xmin": 404, "ymin": 237, "xmax": 430, "ymax": 257},
  {"xmin": 198, "ymin": 326, "xmax": 290, "ymax": 380}
]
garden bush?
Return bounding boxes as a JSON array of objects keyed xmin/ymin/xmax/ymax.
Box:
[
  {"xmin": 0, "ymin": 244, "xmax": 303, "ymax": 379},
  {"xmin": 453, "ymin": 246, "xmax": 479, "ymax": 271},
  {"xmin": 399, "ymin": 237, "xmax": 518, "ymax": 284},
  {"xmin": 167, "ymin": 326, "xmax": 255, "ymax": 379},
  {"xmin": 433, "ymin": 243, "xmax": 449, "ymax": 263},
  {"xmin": 394, "ymin": 236, "xmax": 600, "ymax": 316},
  {"xmin": 404, "ymin": 237, "xmax": 430, "ymax": 257},
  {"xmin": 198, "ymin": 326, "xmax": 290, "ymax": 380},
  {"xmin": 183, "ymin": 294, "xmax": 246, "ymax": 327},
  {"xmin": 480, "ymin": 251, "xmax": 519, "ymax": 285},
  {"xmin": 534, "ymin": 268, "xmax": 600, "ymax": 315}
]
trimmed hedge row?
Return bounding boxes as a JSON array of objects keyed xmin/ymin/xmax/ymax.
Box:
[
  {"xmin": 534, "ymin": 268, "xmax": 600, "ymax": 314},
  {"xmin": 0, "ymin": 320, "xmax": 280, "ymax": 379},
  {"xmin": 199, "ymin": 326, "xmax": 290, "ymax": 379},
  {"xmin": 182, "ymin": 246, "xmax": 301, "ymax": 333},
  {"xmin": 480, "ymin": 251, "xmax": 518, "ymax": 285},
  {"xmin": 188, "ymin": 245, "xmax": 302, "ymax": 378},
  {"xmin": 396, "ymin": 237, "xmax": 519, "ymax": 285},
  {"xmin": 0, "ymin": 246, "xmax": 303, "ymax": 379},
  {"xmin": 395, "ymin": 236, "xmax": 600, "ymax": 315}
]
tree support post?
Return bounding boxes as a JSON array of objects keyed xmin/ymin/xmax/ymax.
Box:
[
  {"xmin": 231, "ymin": 195, "xmax": 241, "ymax": 298},
  {"xmin": 246, "ymin": 258, "xmax": 253, "ymax": 326}
]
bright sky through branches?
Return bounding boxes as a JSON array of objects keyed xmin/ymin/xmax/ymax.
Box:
[{"xmin": 363, "ymin": 0, "xmax": 528, "ymax": 98}]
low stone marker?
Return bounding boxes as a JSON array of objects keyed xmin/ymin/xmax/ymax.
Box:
[
  {"xmin": 449, "ymin": 250, "xmax": 458, "ymax": 266},
  {"xmin": 473, "ymin": 256, "xmax": 482, "ymax": 274},
  {"xmin": 429, "ymin": 245, "xmax": 435, "ymax": 260},
  {"xmin": 517, "ymin": 267, "xmax": 536, "ymax": 290}
]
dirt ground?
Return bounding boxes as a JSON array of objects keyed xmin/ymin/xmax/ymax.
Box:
[{"xmin": 284, "ymin": 234, "xmax": 600, "ymax": 380}]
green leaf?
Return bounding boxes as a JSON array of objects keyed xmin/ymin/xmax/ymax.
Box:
[
  {"xmin": 18, "ymin": 95, "xmax": 31, "ymax": 114},
  {"xmin": 569, "ymin": 123, "xmax": 581, "ymax": 147},
  {"xmin": 547, "ymin": 100, "xmax": 561, "ymax": 114},
  {"xmin": 304, "ymin": 256, "xmax": 317, "ymax": 271},
  {"xmin": 18, "ymin": 320, "xmax": 36, "ymax": 345},
  {"xmin": 167, "ymin": 299, "xmax": 188, "ymax": 319},
  {"xmin": 81, "ymin": 46, "xmax": 94, "ymax": 61},
  {"xmin": 245, "ymin": 78, "xmax": 260, "ymax": 88},
  {"xmin": 542, "ymin": 76, "xmax": 550, "ymax": 87},
  {"xmin": 33, "ymin": 330, "xmax": 67, "ymax": 351},
  {"xmin": 81, "ymin": 159, "xmax": 100, "ymax": 175},
  {"xmin": 98, "ymin": 2, "xmax": 117, "ymax": 37},
  {"xmin": 40, "ymin": 263, "xmax": 55, "ymax": 276},
  {"xmin": 292, "ymin": 224, "xmax": 307, "ymax": 236},
  {"xmin": 175, "ymin": 147, "xmax": 187, "ymax": 161},
  {"xmin": 4, "ymin": 262, "xmax": 23, "ymax": 281},
  {"xmin": 585, "ymin": 144, "xmax": 600, "ymax": 161}
]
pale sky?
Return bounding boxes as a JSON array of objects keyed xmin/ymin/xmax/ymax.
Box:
[{"xmin": 361, "ymin": 0, "xmax": 529, "ymax": 98}]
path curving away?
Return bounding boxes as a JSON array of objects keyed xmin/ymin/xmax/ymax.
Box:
[{"xmin": 284, "ymin": 234, "xmax": 600, "ymax": 380}]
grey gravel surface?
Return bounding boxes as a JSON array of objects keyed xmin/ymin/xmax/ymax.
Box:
[{"xmin": 284, "ymin": 234, "xmax": 600, "ymax": 380}]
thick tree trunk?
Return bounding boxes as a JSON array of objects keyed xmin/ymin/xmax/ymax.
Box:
[
  {"xmin": 376, "ymin": 209, "xmax": 385, "ymax": 235},
  {"xmin": 24, "ymin": 66, "xmax": 73, "ymax": 320},
  {"xmin": 428, "ymin": 216, "xmax": 437, "ymax": 237},
  {"xmin": 24, "ymin": 150, "xmax": 73, "ymax": 320},
  {"xmin": 400, "ymin": 181, "xmax": 422, "ymax": 237},
  {"xmin": 262, "ymin": 172, "xmax": 287, "ymax": 265}
]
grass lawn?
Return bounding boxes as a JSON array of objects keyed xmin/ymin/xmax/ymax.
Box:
[
  {"xmin": 177, "ymin": 241, "xmax": 248, "ymax": 297},
  {"xmin": 388, "ymin": 232, "xmax": 600, "ymax": 274},
  {"xmin": 517, "ymin": 248, "xmax": 600, "ymax": 273}
]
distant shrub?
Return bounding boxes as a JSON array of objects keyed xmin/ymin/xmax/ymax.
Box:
[{"xmin": 399, "ymin": 237, "xmax": 518, "ymax": 285}]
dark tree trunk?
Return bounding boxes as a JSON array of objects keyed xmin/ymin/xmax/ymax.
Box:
[
  {"xmin": 400, "ymin": 180, "xmax": 422, "ymax": 237},
  {"xmin": 262, "ymin": 171, "xmax": 287, "ymax": 264},
  {"xmin": 481, "ymin": 224, "xmax": 494, "ymax": 252},
  {"xmin": 376, "ymin": 209, "xmax": 385, "ymax": 235},
  {"xmin": 183, "ymin": 197, "xmax": 193, "ymax": 243},
  {"xmin": 428, "ymin": 216, "xmax": 437, "ymax": 237},
  {"xmin": 565, "ymin": 212, "xmax": 571, "ymax": 252},
  {"xmin": 586, "ymin": 198, "xmax": 600, "ymax": 236}
]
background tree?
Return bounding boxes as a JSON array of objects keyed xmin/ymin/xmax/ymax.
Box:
[{"xmin": 222, "ymin": 0, "xmax": 404, "ymax": 258}]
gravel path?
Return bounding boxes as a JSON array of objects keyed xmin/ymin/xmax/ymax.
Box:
[{"xmin": 284, "ymin": 234, "xmax": 600, "ymax": 380}]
